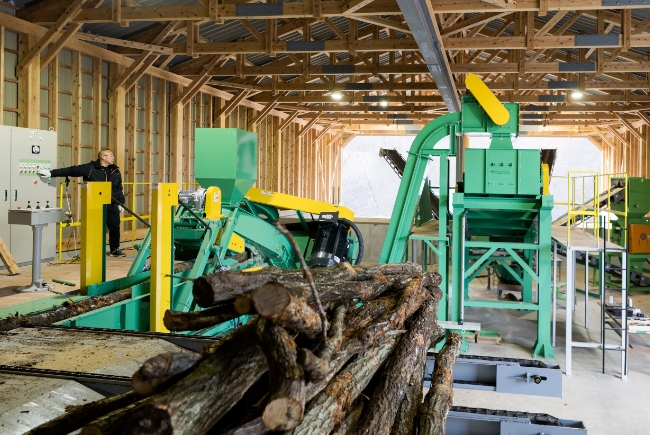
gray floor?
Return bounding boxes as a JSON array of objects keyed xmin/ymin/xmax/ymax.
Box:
[{"xmin": 454, "ymin": 274, "xmax": 650, "ymax": 435}]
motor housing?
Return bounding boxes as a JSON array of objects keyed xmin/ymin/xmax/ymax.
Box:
[{"xmin": 309, "ymin": 212, "xmax": 351, "ymax": 268}]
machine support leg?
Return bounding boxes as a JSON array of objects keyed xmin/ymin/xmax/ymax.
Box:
[
  {"xmin": 585, "ymin": 250, "xmax": 589, "ymax": 329},
  {"xmin": 150, "ymin": 183, "xmax": 179, "ymax": 333},
  {"xmin": 553, "ymin": 240, "xmax": 557, "ymax": 347},
  {"xmin": 566, "ymin": 248, "xmax": 574, "ymax": 376},
  {"xmin": 80, "ymin": 182, "xmax": 111, "ymax": 294}
]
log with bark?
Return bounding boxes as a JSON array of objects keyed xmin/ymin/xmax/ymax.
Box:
[
  {"xmin": 0, "ymin": 289, "xmax": 132, "ymax": 332},
  {"xmin": 258, "ymin": 321, "xmax": 305, "ymax": 431},
  {"xmin": 352, "ymin": 296, "xmax": 442, "ymax": 435},
  {"xmin": 83, "ymin": 322, "xmax": 268, "ymax": 435},
  {"xmin": 39, "ymin": 265, "xmax": 459, "ymax": 435},
  {"xmin": 418, "ymin": 332, "xmax": 462, "ymax": 435},
  {"xmin": 289, "ymin": 337, "xmax": 398, "ymax": 435},
  {"xmin": 132, "ymin": 352, "xmax": 203, "ymax": 396},
  {"xmin": 163, "ymin": 304, "xmax": 240, "ymax": 332},
  {"xmin": 192, "ymin": 262, "xmax": 422, "ymax": 307},
  {"xmin": 252, "ymin": 283, "xmax": 322, "ymax": 340}
]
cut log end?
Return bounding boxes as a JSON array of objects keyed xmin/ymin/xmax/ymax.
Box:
[
  {"xmin": 262, "ymin": 397, "xmax": 303, "ymax": 431},
  {"xmin": 121, "ymin": 405, "xmax": 173, "ymax": 435},
  {"xmin": 234, "ymin": 295, "xmax": 254, "ymax": 314},
  {"xmin": 252, "ymin": 282, "xmax": 292, "ymax": 317}
]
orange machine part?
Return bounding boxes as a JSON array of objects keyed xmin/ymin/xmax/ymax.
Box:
[{"xmin": 628, "ymin": 224, "xmax": 650, "ymax": 254}]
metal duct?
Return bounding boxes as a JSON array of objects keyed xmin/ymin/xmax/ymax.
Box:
[{"xmin": 397, "ymin": 0, "xmax": 461, "ymax": 112}]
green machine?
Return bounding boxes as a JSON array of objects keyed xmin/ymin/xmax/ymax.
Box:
[
  {"xmin": 380, "ymin": 78, "xmax": 554, "ymax": 358},
  {"xmin": 11, "ymin": 128, "xmax": 362, "ymax": 335},
  {"xmin": 609, "ymin": 177, "xmax": 650, "ymax": 289}
]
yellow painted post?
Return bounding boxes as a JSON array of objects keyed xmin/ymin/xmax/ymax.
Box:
[
  {"xmin": 150, "ymin": 183, "xmax": 178, "ymax": 332},
  {"xmin": 80, "ymin": 182, "xmax": 111, "ymax": 294}
]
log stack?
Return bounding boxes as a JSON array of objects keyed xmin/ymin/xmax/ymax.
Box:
[{"xmin": 27, "ymin": 262, "xmax": 462, "ymax": 435}]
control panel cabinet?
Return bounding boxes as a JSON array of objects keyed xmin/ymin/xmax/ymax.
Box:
[{"xmin": 0, "ymin": 126, "xmax": 58, "ymax": 266}]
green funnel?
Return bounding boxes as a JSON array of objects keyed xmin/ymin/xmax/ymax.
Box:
[{"xmin": 194, "ymin": 128, "xmax": 258, "ymax": 204}]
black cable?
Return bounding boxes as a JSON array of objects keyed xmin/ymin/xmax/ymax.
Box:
[
  {"xmin": 111, "ymin": 196, "xmax": 151, "ymax": 228},
  {"xmin": 339, "ymin": 218, "xmax": 364, "ymax": 265}
]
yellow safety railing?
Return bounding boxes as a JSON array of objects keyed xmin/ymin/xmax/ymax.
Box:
[
  {"xmin": 550, "ymin": 171, "xmax": 628, "ymax": 246},
  {"xmin": 57, "ymin": 181, "xmax": 200, "ymax": 260}
]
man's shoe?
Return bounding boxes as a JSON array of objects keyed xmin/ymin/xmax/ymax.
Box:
[{"xmin": 110, "ymin": 249, "xmax": 126, "ymax": 257}]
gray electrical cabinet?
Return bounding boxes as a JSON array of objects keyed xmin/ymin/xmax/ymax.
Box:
[{"xmin": 0, "ymin": 126, "xmax": 58, "ymax": 267}]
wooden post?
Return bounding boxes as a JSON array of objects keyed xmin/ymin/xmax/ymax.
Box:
[
  {"xmin": 109, "ymin": 63, "xmax": 126, "ymax": 169},
  {"xmin": 71, "ymin": 51, "xmax": 82, "ymax": 225},
  {"xmin": 92, "ymin": 57, "xmax": 102, "ymax": 157},
  {"xmin": 169, "ymin": 82, "xmax": 183, "ymax": 183},
  {"xmin": 144, "ymin": 75, "xmax": 152, "ymax": 216},
  {"xmin": 17, "ymin": 33, "xmax": 40, "ymax": 128}
]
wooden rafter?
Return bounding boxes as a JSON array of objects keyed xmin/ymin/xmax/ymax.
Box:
[
  {"xmin": 107, "ymin": 20, "xmax": 178, "ymax": 98},
  {"xmin": 275, "ymin": 110, "xmax": 301, "ymax": 134},
  {"xmin": 214, "ymin": 90, "xmax": 250, "ymax": 118},
  {"xmin": 341, "ymin": 0, "xmax": 375, "ymax": 15},
  {"xmin": 248, "ymin": 92, "xmax": 286, "ymax": 127},
  {"xmin": 39, "ymin": 0, "xmax": 104, "ymax": 70},
  {"xmin": 172, "ymin": 55, "xmax": 224, "ymax": 106},
  {"xmin": 616, "ymin": 113, "xmax": 644, "ymax": 142},
  {"xmin": 297, "ymin": 113, "xmax": 323, "ymax": 138},
  {"xmin": 16, "ymin": 0, "xmax": 89, "ymax": 75}
]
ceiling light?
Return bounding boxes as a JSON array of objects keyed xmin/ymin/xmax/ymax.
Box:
[
  {"xmin": 572, "ymin": 90, "xmax": 583, "ymax": 99},
  {"xmin": 380, "ymin": 100, "xmax": 388, "ymax": 107},
  {"xmin": 331, "ymin": 91, "xmax": 343, "ymax": 100}
]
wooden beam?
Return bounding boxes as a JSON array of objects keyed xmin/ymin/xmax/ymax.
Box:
[
  {"xmin": 616, "ymin": 113, "xmax": 645, "ymax": 142},
  {"xmin": 323, "ymin": 17, "xmax": 347, "ymax": 40},
  {"xmin": 479, "ymin": 0, "xmax": 516, "ymax": 9},
  {"xmin": 607, "ymin": 125, "xmax": 632, "ymax": 148},
  {"xmin": 16, "ymin": 0, "xmax": 89, "ymax": 75},
  {"xmin": 635, "ymin": 110, "xmax": 650, "ymax": 127},
  {"xmin": 315, "ymin": 123, "xmax": 334, "ymax": 141},
  {"xmin": 622, "ymin": 9, "xmax": 632, "ymax": 52},
  {"xmin": 341, "ymin": 0, "xmax": 375, "ymax": 15},
  {"xmin": 592, "ymin": 127, "xmax": 615, "ymax": 149},
  {"xmin": 297, "ymin": 113, "xmax": 323, "ymax": 138},
  {"xmin": 354, "ymin": 15, "xmax": 411, "ymax": 33},
  {"xmin": 248, "ymin": 92, "xmax": 285, "ymax": 127},
  {"xmin": 39, "ymin": 0, "xmax": 104, "ymax": 70},
  {"xmin": 440, "ymin": 12, "xmax": 510, "ymax": 36},
  {"xmin": 275, "ymin": 110, "xmax": 301, "ymax": 134},
  {"xmin": 214, "ymin": 91, "xmax": 249, "ymax": 119},
  {"xmin": 75, "ymin": 32, "xmax": 173, "ymax": 54},
  {"xmin": 172, "ymin": 54, "xmax": 223, "ymax": 106},
  {"xmin": 107, "ymin": 20, "xmax": 177, "ymax": 97},
  {"xmin": 240, "ymin": 19, "xmax": 264, "ymax": 42}
]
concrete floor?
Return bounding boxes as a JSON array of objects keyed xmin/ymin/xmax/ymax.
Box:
[
  {"xmin": 455, "ymin": 272, "xmax": 650, "ymax": 435},
  {"xmin": 0, "ymin": 248, "xmax": 137, "ymax": 309},
  {"xmin": 1, "ymin": 255, "xmax": 650, "ymax": 434}
]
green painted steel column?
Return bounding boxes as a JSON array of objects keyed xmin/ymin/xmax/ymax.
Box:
[
  {"xmin": 379, "ymin": 113, "xmax": 461, "ymax": 264},
  {"xmin": 451, "ymin": 192, "xmax": 465, "ymax": 323},
  {"xmin": 533, "ymin": 195, "xmax": 555, "ymax": 359}
]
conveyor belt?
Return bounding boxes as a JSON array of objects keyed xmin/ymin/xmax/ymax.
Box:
[
  {"xmin": 0, "ymin": 364, "xmax": 132, "ymax": 396},
  {"xmin": 23, "ymin": 325, "xmax": 220, "ymax": 352},
  {"xmin": 553, "ymin": 186, "xmax": 625, "ymax": 226},
  {"xmin": 379, "ymin": 148, "xmax": 451, "ymax": 221},
  {"xmin": 554, "ymin": 244, "xmax": 650, "ymax": 287}
]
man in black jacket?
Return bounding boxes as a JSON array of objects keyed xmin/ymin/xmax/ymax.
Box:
[{"xmin": 37, "ymin": 150, "xmax": 127, "ymax": 257}]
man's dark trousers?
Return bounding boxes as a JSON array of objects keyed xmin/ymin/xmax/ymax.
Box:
[{"xmin": 106, "ymin": 204, "xmax": 121, "ymax": 252}]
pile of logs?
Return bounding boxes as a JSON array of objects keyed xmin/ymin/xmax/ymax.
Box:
[{"xmin": 27, "ymin": 262, "xmax": 462, "ymax": 435}]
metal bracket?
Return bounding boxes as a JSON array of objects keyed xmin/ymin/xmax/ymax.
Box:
[
  {"xmin": 322, "ymin": 65, "xmax": 354, "ymax": 74},
  {"xmin": 602, "ymin": 0, "xmax": 649, "ymax": 6},
  {"xmin": 235, "ymin": 3, "xmax": 283, "ymax": 16},
  {"xmin": 287, "ymin": 40, "xmax": 326, "ymax": 52},
  {"xmin": 548, "ymin": 80, "xmax": 580, "ymax": 90},
  {"xmin": 447, "ymin": 406, "xmax": 587, "ymax": 435},
  {"xmin": 424, "ymin": 354, "xmax": 562, "ymax": 397},
  {"xmin": 558, "ymin": 62, "xmax": 595, "ymax": 72},
  {"xmin": 538, "ymin": 95, "xmax": 566, "ymax": 102},
  {"xmin": 574, "ymin": 34, "xmax": 619, "ymax": 47}
]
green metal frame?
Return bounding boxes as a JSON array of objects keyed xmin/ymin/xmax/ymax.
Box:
[{"xmin": 379, "ymin": 96, "xmax": 555, "ymax": 358}]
